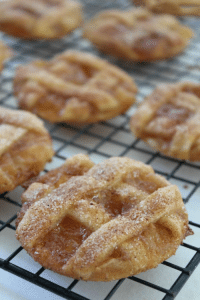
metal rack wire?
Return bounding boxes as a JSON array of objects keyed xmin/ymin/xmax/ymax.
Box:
[{"xmin": 0, "ymin": 1, "xmax": 200, "ymax": 299}]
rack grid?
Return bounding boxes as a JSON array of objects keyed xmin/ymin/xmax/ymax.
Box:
[{"xmin": 0, "ymin": 1, "xmax": 200, "ymax": 300}]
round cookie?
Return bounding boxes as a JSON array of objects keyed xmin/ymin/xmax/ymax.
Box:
[
  {"xmin": 14, "ymin": 50, "xmax": 138, "ymax": 123},
  {"xmin": 0, "ymin": 106, "xmax": 54, "ymax": 194},
  {"xmin": 0, "ymin": 0, "xmax": 82, "ymax": 39},
  {"xmin": 83, "ymin": 8, "xmax": 193, "ymax": 62},
  {"xmin": 133, "ymin": 0, "xmax": 200, "ymax": 17},
  {"xmin": 0, "ymin": 41, "xmax": 13, "ymax": 72},
  {"xmin": 130, "ymin": 82, "xmax": 200, "ymax": 161},
  {"xmin": 16, "ymin": 154, "xmax": 192, "ymax": 281}
]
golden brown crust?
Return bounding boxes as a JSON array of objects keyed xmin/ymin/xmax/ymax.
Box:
[
  {"xmin": 13, "ymin": 50, "xmax": 137, "ymax": 123},
  {"xmin": 83, "ymin": 8, "xmax": 193, "ymax": 62},
  {"xmin": 133, "ymin": 0, "xmax": 200, "ymax": 16},
  {"xmin": 130, "ymin": 82, "xmax": 200, "ymax": 161},
  {"xmin": 0, "ymin": 106, "xmax": 54, "ymax": 194},
  {"xmin": 16, "ymin": 154, "xmax": 192, "ymax": 281},
  {"xmin": 0, "ymin": 0, "xmax": 82, "ymax": 39},
  {"xmin": 0, "ymin": 41, "xmax": 13, "ymax": 72}
]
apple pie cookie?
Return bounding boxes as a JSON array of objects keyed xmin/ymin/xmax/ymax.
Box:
[
  {"xmin": 130, "ymin": 82, "xmax": 200, "ymax": 161},
  {"xmin": 83, "ymin": 8, "xmax": 193, "ymax": 62},
  {"xmin": 0, "ymin": 41, "xmax": 13, "ymax": 72},
  {"xmin": 133, "ymin": 0, "xmax": 200, "ymax": 17},
  {"xmin": 0, "ymin": 106, "xmax": 54, "ymax": 194},
  {"xmin": 16, "ymin": 154, "xmax": 192, "ymax": 281},
  {"xmin": 14, "ymin": 50, "xmax": 137, "ymax": 123},
  {"xmin": 0, "ymin": 0, "xmax": 82, "ymax": 39}
]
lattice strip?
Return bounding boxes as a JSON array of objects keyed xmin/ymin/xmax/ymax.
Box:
[
  {"xmin": 63, "ymin": 185, "xmax": 182, "ymax": 277},
  {"xmin": 16, "ymin": 176, "xmax": 104, "ymax": 249},
  {"xmin": 0, "ymin": 124, "xmax": 27, "ymax": 156},
  {"xmin": 0, "ymin": 106, "xmax": 47, "ymax": 134}
]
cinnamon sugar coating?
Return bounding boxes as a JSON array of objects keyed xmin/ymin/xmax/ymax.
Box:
[
  {"xmin": 83, "ymin": 8, "xmax": 193, "ymax": 62},
  {"xmin": 133, "ymin": 0, "xmax": 200, "ymax": 16},
  {"xmin": 14, "ymin": 50, "xmax": 137, "ymax": 124},
  {"xmin": 0, "ymin": 41, "xmax": 13, "ymax": 72},
  {"xmin": 16, "ymin": 154, "xmax": 192, "ymax": 281},
  {"xmin": 0, "ymin": 0, "xmax": 82, "ymax": 39},
  {"xmin": 0, "ymin": 106, "xmax": 54, "ymax": 194},
  {"xmin": 130, "ymin": 82, "xmax": 200, "ymax": 161}
]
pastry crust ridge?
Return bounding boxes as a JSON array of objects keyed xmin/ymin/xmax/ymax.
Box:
[
  {"xmin": 0, "ymin": 41, "xmax": 13, "ymax": 72},
  {"xmin": 0, "ymin": 106, "xmax": 54, "ymax": 194}
]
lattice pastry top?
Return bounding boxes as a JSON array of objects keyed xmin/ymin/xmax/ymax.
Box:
[
  {"xmin": 83, "ymin": 8, "xmax": 193, "ymax": 62},
  {"xmin": 0, "ymin": 106, "xmax": 54, "ymax": 194},
  {"xmin": 14, "ymin": 50, "xmax": 137, "ymax": 124},
  {"xmin": 0, "ymin": 41, "xmax": 13, "ymax": 72},
  {"xmin": 0, "ymin": 0, "xmax": 82, "ymax": 39},
  {"xmin": 133, "ymin": 0, "xmax": 200, "ymax": 16},
  {"xmin": 130, "ymin": 82, "xmax": 200, "ymax": 161},
  {"xmin": 16, "ymin": 154, "xmax": 192, "ymax": 281}
]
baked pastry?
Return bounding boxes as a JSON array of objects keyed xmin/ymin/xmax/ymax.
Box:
[
  {"xmin": 83, "ymin": 8, "xmax": 193, "ymax": 62},
  {"xmin": 133, "ymin": 0, "xmax": 200, "ymax": 16},
  {"xmin": 16, "ymin": 154, "xmax": 192, "ymax": 281},
  {"xmin": 0, "ymin": 106, "xmax": 54, "ymax": 194},
  {"xmin": 0, "ymin": 41, "xmax": 13, "ymax": 72},
  {"xmin": 13, "ymin": 50, "xmax": 137, "ymax": 123},
  {"xmin": 0, "ymin": 0, "xmax": 82, "ymax": 39},
  {"xmin": 130, "ymin": 82, "xmax": 200, "ymax": 161}
]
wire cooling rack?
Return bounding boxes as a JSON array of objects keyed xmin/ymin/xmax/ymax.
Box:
[{"xmin": 0, "ymin": 1, "xmax": 200, "ymax": 299}]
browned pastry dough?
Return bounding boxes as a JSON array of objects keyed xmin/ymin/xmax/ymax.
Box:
[
  {"xmin": 133, "ymin": 0, "xmax": 200, "ymax": 16},
  {"xmin": 83, "ymin": 8, "xmax": 193, "ymax": 62},
  {"xmin": 0, "ymin": 41, "xmax": 13, "ymax": 72},
  {"xmin": 0, "ymin": 106, "xmax": 54, "ymax": 194},
  {"xmin": 16, "ymin": 154, "xmax": 192, "ymax": 281},
  {"xmin": 130, "ymin": 82, "xmax": 200, "ymax": 161},
  {"xmin": 0, "ymin": 0, "xmax": 82, "ymax": 39},
  {"xmin": 13, "ymin": 50, "xmax": 138, "ymax": 123}
]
